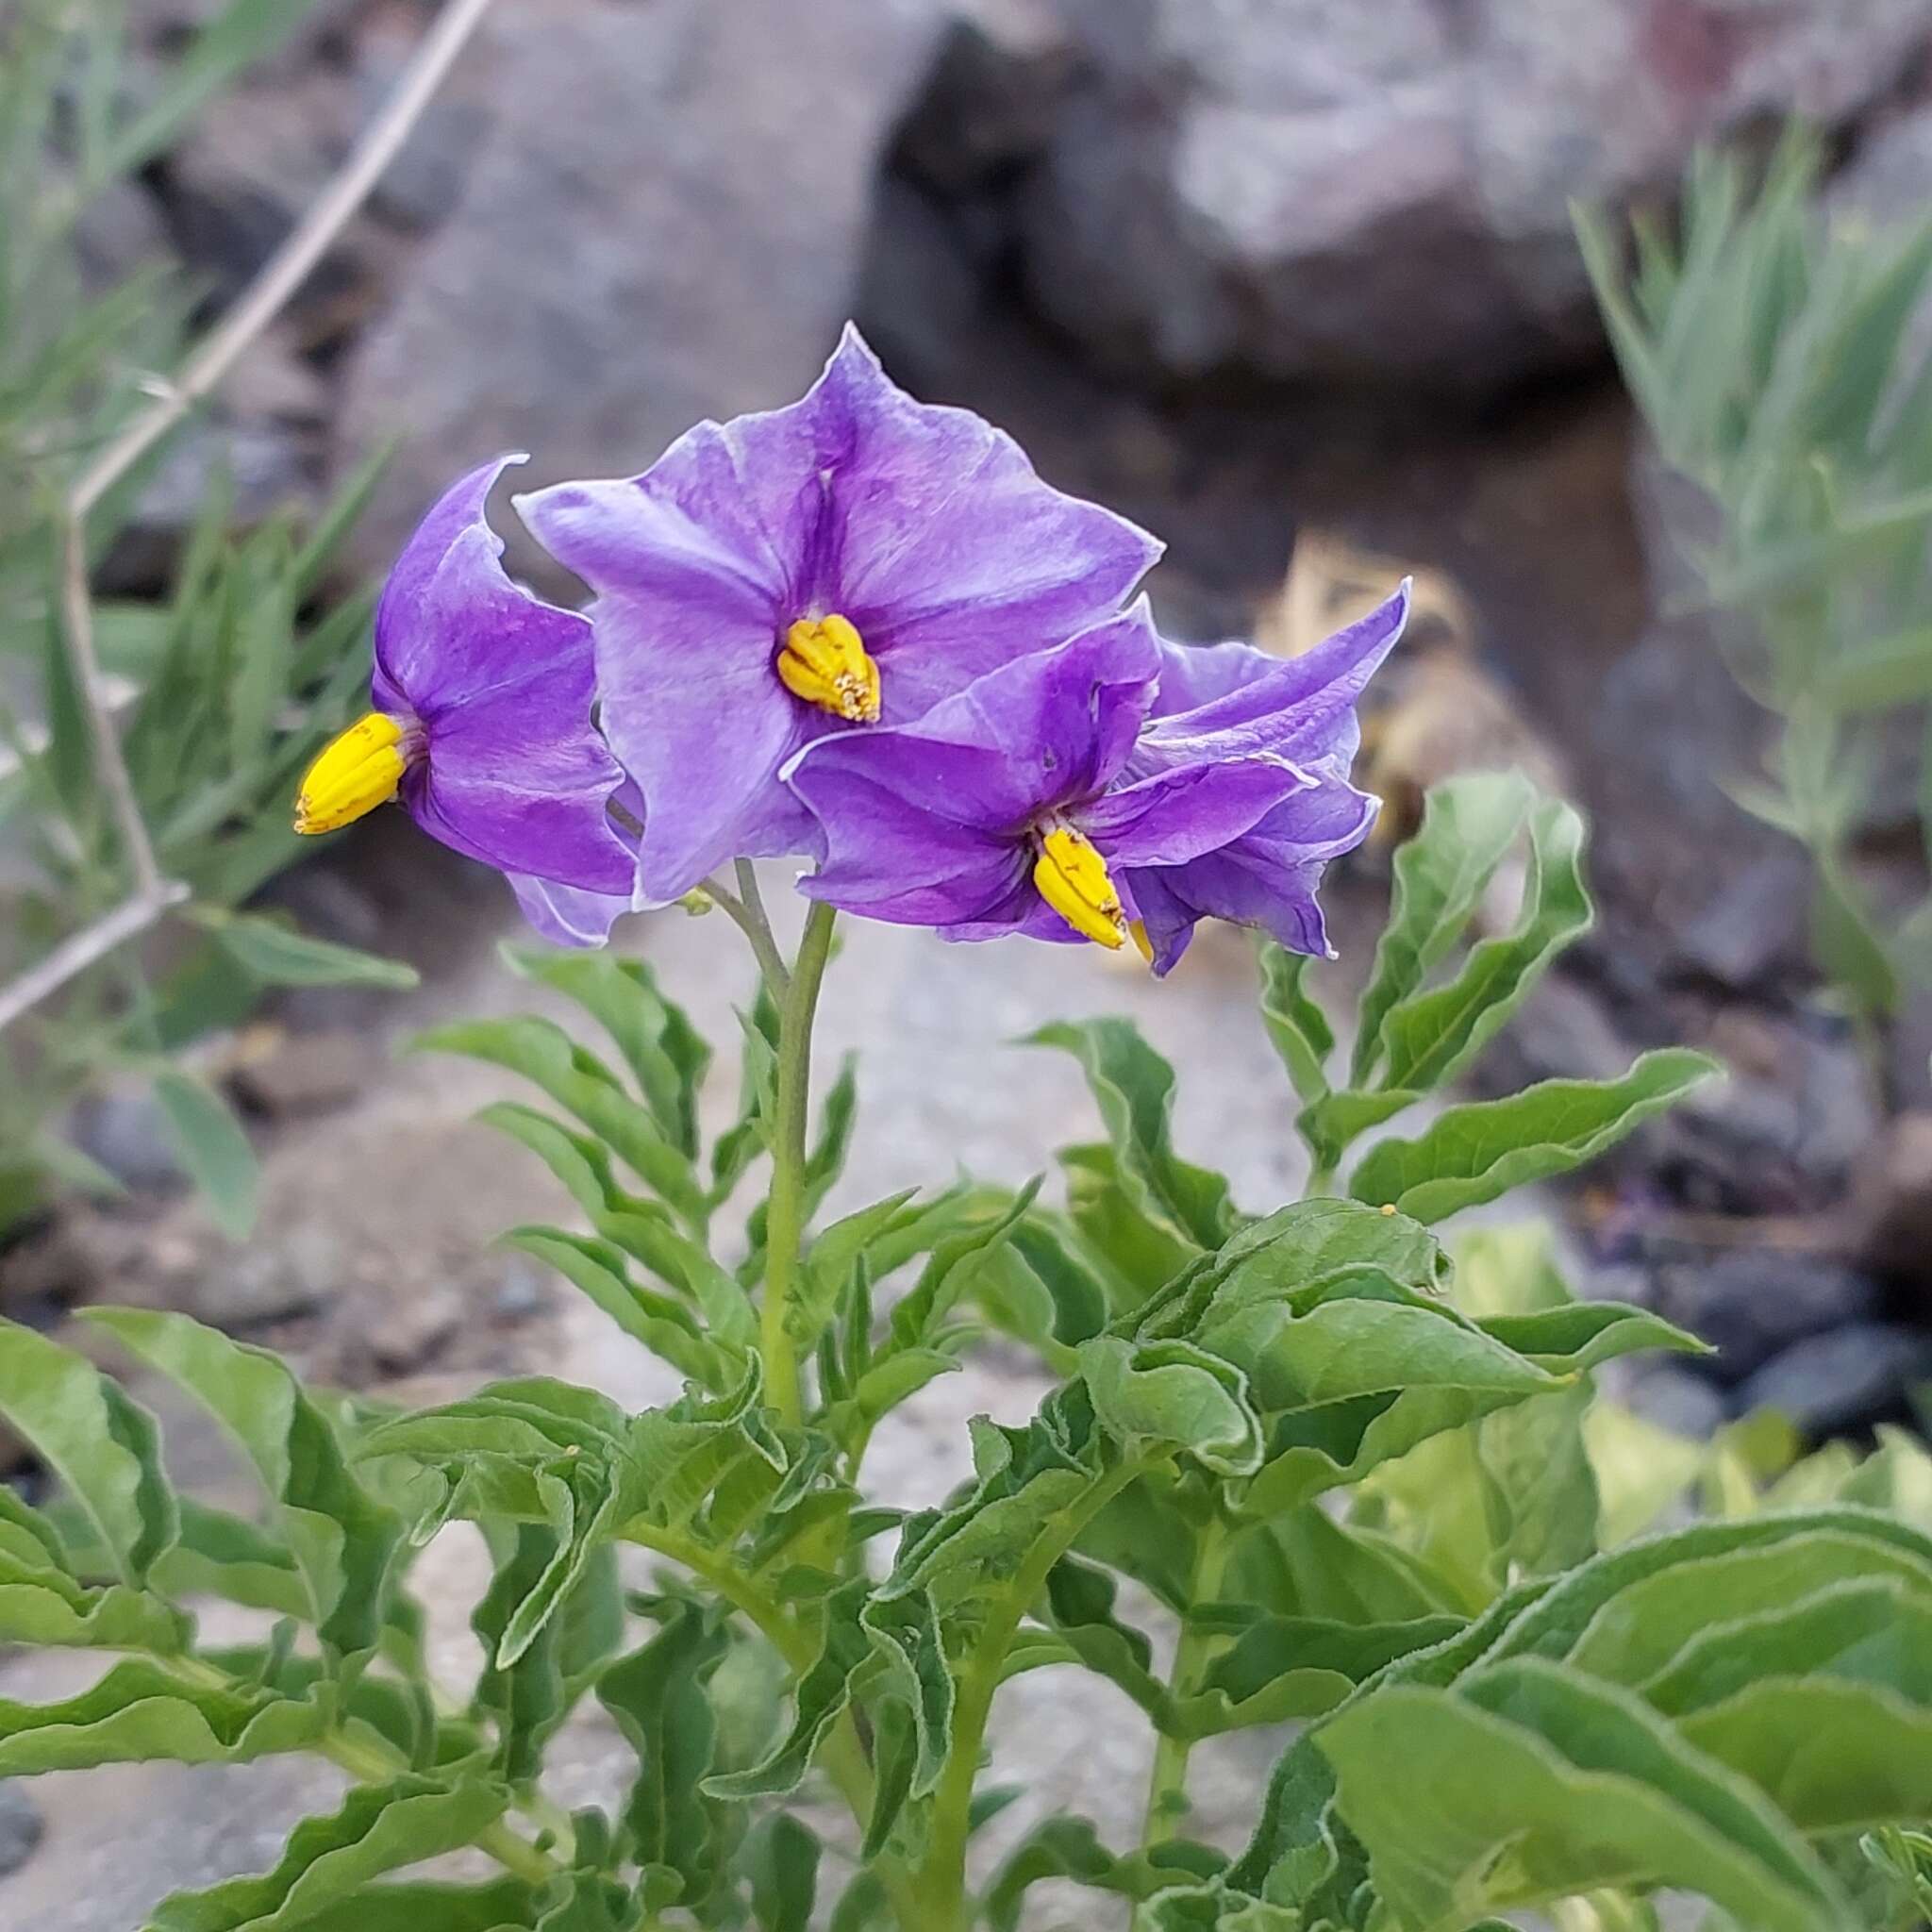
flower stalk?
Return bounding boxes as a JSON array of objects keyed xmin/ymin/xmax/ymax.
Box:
[{"xmin": 759, "ymin": 898, "xmax": 839, "ymax": 1426}]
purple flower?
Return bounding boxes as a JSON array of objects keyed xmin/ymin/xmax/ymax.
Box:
[
  {"xmin": 782, "ymin": 603, "xmax": 1317, "ymax": 965},
  {"xmin": 515, "ymin": 325, "xmax": 1160, "ymax": 901},
  {"xmin": 1121, "ymin": 585, "xmax": 1408, "ymax": 971},
  {"xmin": 294, "ymin": 457, "xmax": 639, "ymax": 942}
]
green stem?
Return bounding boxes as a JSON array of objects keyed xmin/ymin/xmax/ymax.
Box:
[
  {"xmin": 911, "ymin": 1459, "xmax": 1153, "ymax": 1932},
  {"xmin": 759, "ymin": 899, "xmax": 838, "ymax": 1427},
  {"xmin": 1141, "ymin": 1510, "xmax": 1231, "ymax": 1845},
  {"xmin": 706, "ymin": 862, "xmax": 791, "ymax": 995}
]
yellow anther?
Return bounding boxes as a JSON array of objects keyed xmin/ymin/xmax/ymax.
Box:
[
  {"xmin": 1033, "ymin": 825, "xmax": 1128, "ymax": 951},
  {"xmin": 776, "ymin": 613, "xmax": 881, "ymax": 723},
  {"xmin": 293, "ymin": 711, "xmax": 408, "ymax": 835},
  {"xmin": 1128, "ymin": 919, "xmax": 1154, "ymax": 966}
]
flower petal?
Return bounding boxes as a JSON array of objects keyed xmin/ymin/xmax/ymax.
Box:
[
  {"xmin": 1142, "ymin": 582, "xmax": 1410, "ymax": 771},
  {"xmin": 808, "ymin": 327, "xmax": 1162, "ymax": 714},
  {"xmin": 1078, "ymin": 756, "xmax": 1315, "ymax": 867},
  {"xmin": 808, "ymin": 603, "xmax": 1163, "ymax": 828},
  {"xmin": 791, "ymin": 757, "xmax": 1028, "ymax": 926},
  {"xmin": 372, "ymin": 458, "xmax": 633, "ymax": 891},
  {"xmin": 1123, "ymin": 777, "xmax": 1380, "ymax": 973},
  {"xmin": 508, "ymin": 874, "xmax": 638, "ymax": 948}
]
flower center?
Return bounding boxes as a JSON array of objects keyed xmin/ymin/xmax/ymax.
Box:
[
  {"xmin": 1032, "ymin": 824, "xmax": 1130, "ymax": 951},
  {"xmin": 293, "ymin": 711, "xmax": 413, "ymax": 834},
  {"xmin": 776, "ymin": 614, "xmax": 881, "ymax": 723}
]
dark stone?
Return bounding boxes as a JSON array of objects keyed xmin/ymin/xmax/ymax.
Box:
[
  {"xmin": 1655, "ymin": 1008, "xmax": 1881, "ymax": 1214},
  {"xmin": 71, "ymin": 1083, "xmax": 185, "ymax": 1194},
  {"xmin": 1732, "ymin": 1323, "xmax": 1932, "ymax": 1438},
  {"xmin": 1672, "ymin": 854, "xmax": 1814, "ymax": 994},
  {"xmin": 0, "ymin": 1784, "xmax": 42, "ymax": 1880},
  {"xmin": 1648, "ymin": 1249, "xmax": 1883, "ymax": 1385},
  {"xmin": 1849, "ymin": 1110, "xmax": 1932, "ymax": 1281},
  {"xmin": 974, "ymin": 0, "xmax": 1932, "ymax": 394}
]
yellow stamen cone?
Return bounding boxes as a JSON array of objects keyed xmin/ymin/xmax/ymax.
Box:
[
  {"xmin": 294, "ymin": 711, "xmax": 408, "ymax": 834},
  {"xmin": 1033, "ymin": 825, "xmax": 1128, "ymax": 951},
  {"xmin": 776, "ymin": 613, "xmax": 881, "ymax": 723}
]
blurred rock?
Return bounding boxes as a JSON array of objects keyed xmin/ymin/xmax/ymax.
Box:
[
  {"xmin": 1657, "ymin": 1008, "xmax": 1880, "ymax": 1213},
  {"xmin": 185, "ymin": 1224, "xmax": 344, "ymax": 1329},
  {"xmin": 352, "ymin": 0, "xmax": 499, "ymax": 232},
  {"xmin": 1624, "ymin": 1361, "xmax": 1728, "ymax": 1441},
  {"xmin": 970, "ymin": 0, "xmax": 1932, "ymax": 394},
  {"xmin": 1732, "ymin": 1322, "xmax": 1932, "ymax": 1437},
  {"xmin": 231, "ymin": 1028, "xmax": 368, "ymax": 1119},
  {"xmin": 335, "ymin": 0, "xmax": 973, "ymax": 576},
  {"xmin": 1672, "ymin": 853, "xmax": 1814, "ymax": 994},
  {"xmin": 1849, "ymin": 1109, "xmax": 1932, "ymax": 1279},
  {"xmin": 0, "ymin": 1785, "xmax": 42, "ymax": 1880},
  {"xmin": 69, "ymin": 174, "xmax": 176, "ymax": 292},
  {"xmin": 71, "ymin": 1082, "xmax": 184, "ymax": 1194},
  {"xmin": 1648, "ymin": 1248, "xmax": 1882, "ymax": 1384},
  {"xmin": 363, "ymin": 1281, "xmax": 460, "ymax": 1375}
]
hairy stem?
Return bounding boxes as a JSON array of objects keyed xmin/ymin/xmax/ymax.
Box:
[
  {"xmin": 911, "ymin": 1458, "xmax": 1153, "ymax": 1932},
  {"xmin": 1141, "ymin": 1510, "xmax": 1232, "ymax": 1844},
  {"xmin": 760, "ymin": 899, "xmax": 838, "ymax": 1426}
]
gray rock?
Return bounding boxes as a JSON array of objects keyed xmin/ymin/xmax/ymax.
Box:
[
  {"xmin": 0, "ymin": 1784, "xmax": 42, "ymax": 1880},
  {"xmin": 1733, "ymin": 1322, "xmax": 1932, "ymax": 1437},
  {"xmin": 1674, "ymin": 854, "xmax": 1814, "ymax": 994},
  {"xmin": 1624, "ymin": 1362, "xmax": 1728, "ymax": 1441},
  {"xmin": 1658, "ymin": 1008, "xmax": 1881, "ymax": 1214},
  {"xmin": 334, "ymin": 0, "xmax": 969, "ymax": 577},
  {"xmin": 976, "ymin": 0, "xmax": 1932, "ymax": 392},
  {"xmin": 1648, "ymin": 1249, "xmax": 1883, "ymax": 1384},
  {"xmin": 71, "ymin": 1082, "xmax": 185, "ymax": 1194},
  {"xmin": 1849, "ymin": 1110, "xmax": 1932, "ymax": 1280},
  {"xmin": 185, "ymin": 1223, "xmax": 344, "ymax": 1328},
  {"xmin": 232, "ymin": 1029, "xmax": 369, "ymax": 1119}
]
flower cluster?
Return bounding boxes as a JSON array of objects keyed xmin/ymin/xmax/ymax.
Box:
[{"xmin": 296, "ymin": 328, "xmax": 1405, "ymax": 970}]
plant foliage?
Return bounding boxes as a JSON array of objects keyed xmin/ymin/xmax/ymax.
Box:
[{"xmin": 1, "ymin": 776, "xmax": 1925, "ymax": 1932}]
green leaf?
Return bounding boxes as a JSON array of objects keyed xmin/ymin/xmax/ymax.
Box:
[
  {"xmin": 0, "ymin": 1318, "xmax": 176, "ymax": 1587},
  {"xmin": 152, "ymin": 1070, "xmax": 258, "ymax": 1239},
  {"xmin": 0, "ymin": 1657, "xmax": 326, "ymax": 1773},
  {"xmin": 0, "ymin": 1559, "xmax": 186, "ymax": 1652},
  {"xmin": 1029, "ymin": 1018, "xmax": 1236, "ymax": 1249},
  {"xmin": 142, "ymin": 1774, "xmax": 510, "ymax": 1931},
  {"xmin": 503, "ymin": 947, "xmax": 709, "ymax": 1159},
  {"xmin": 1256, "ymin": 942, "xmax": 1333, "ymax": 1109},
  {"xmin": 1317, "ymin": 1660, "xmax": 1850, "ymax": 1932},
  {"xmin": 229, "ymin": 1881, "xmax": 538, "ymax": 1932},
  {"xmin": 744, "ymin": 1813, "xmax": 821, "ymax": 1932},
  {"xmin": 415, "ymin": 1019, "xmax": 705, "ymax": 1227},
  {"xmin": 1350, "ymin": 771, "xmax": 1538, "ymax": 1088},
  {"xmin": 1078, "ymin": 1336, "xmax": 1263, "ymax": 1476},
  {"xmin": 600, "ymin": 1601, "xmax": 731, "ymax": 1906},
  {"xmin": 1347, "ymin": 1049, "xmax": 1722, "ymax": 1223},
  {"xmin": 87, "ymin": 1308, "xmax": 401, "ymax": 1654},
  {"xmin": 1371, "ymin": 794, "xmax": 1592, "ymax": 1095},
  {"xmin": 198, "ymin": 910, "xmax": 419, "ymax": 990},
  {"xmin": 151, "ymin": 1501, "xmax": 311, "ymax": 1618}
]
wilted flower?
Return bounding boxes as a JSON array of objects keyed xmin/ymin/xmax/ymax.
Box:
[
  {"xmin": 782, "ymin": 604, "xmax": 1317, "ymax": 965},
  {"xmin": 293, "ymin": 457, "xmax": 638, "ymax": 941},
  {"xmin": 515, "ymin": 325, "xmax": 1160, "ymax": 902},
  {"xmin": 1122, "ymin": 585, "xmax": 1408, "ymax": 970}
]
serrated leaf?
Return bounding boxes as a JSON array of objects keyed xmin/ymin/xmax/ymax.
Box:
[
  {"xmin": 87, "ymin": 1308, "xmax": 400, "ymax": 1655},
  {"xmin": 1030, "ymin": 1018, "xmax": 1236, "ymax": 1250},
  {"xmin": 0, "ymin": 1657, "xmax": 326, "ymax": 1773},
  {"xmin": 1372, "ymin": 795, "xmax": 1592, "ymax": 1095},
  {"xmin": 1347, "ymin": 1049, "xmax": 1722, "ymax": 1223},
  {"xmin": 503, "ymin": 948, "xmax": 708, "ymax": 1159},
  {"xmin": 0, "ymin": 1318, "xmax": 176, "ymax": 1587},
  {"xmin": 1350, "ymin": 772, "xmax": 1538, "ymax": 1088},
  {"xmin": 142, "ymin": 1774, "xmax": 510, "ymax": 1931},
  {"xmin": 415, "ymin": 1018, "xmax": 705, "ymax": 1226}
]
